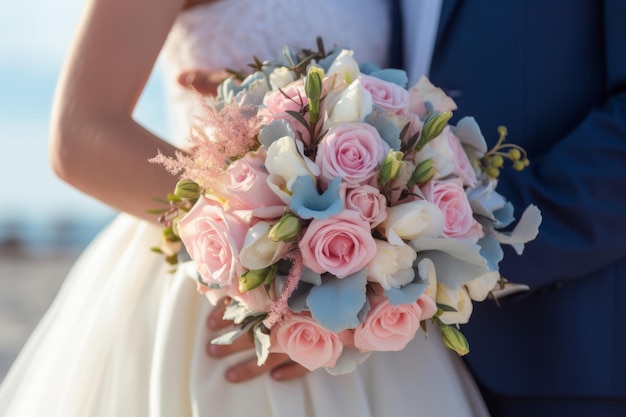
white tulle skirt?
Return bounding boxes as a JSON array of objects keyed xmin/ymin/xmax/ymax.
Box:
[{"xmin": 0, "ymin": 214, "xmax": 489, "ymax": 417}]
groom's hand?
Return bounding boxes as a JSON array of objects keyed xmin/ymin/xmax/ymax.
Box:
[{"xmin": 205, "ymin": 298, "xmax": 310, "ymax": 383}]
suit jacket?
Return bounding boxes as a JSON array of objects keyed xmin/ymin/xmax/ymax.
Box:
[{"xmin": 401, "ymin": 0, "xmax": 626, "ymax": 405}]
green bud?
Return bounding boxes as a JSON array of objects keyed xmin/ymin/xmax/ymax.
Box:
[
  {"xmin": 439, "ymin": 324, "xmax": 470, "ymax": 356},
  {"xmin": 239, "ymin": 268, "xmax": 269, "ymax": 292},
  {"xmin": 305, "ymin": 66, "xmax": 324, "ymax": 124},
  {"xmin": 268, "ymin": 213, "xmax": 301, "ymax": 242},
  {"xmin": 379, "ymin": 150, "xmax": 405, "ymax": 187},
  {"xmin": 512, "ymin": 160, "xmax": 525, "ymax": 171},
  {"xmin": 162, "ymin": 226, "xmax": 179, "ymax": 242},
  {"xmin": 174, "ymin": 180, "xmax": 200, "ymax": 200},
  {"xmin": 239, "ymin": 264, "xmax": 279, "ymax": 292},
  {"xmin": 415, "ymin": 111, "xmax": 453, "ymax": 151},
  {"xmin": 407, "ymin": 158, "xmax": 436, "ymax": 188}
]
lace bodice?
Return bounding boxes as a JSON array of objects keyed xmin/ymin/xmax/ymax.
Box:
[{"xmin": 159, "ymin": 0, "xmax": 391, "ymax": 144}]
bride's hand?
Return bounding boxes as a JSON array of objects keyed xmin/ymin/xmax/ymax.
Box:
[{"xmin": 205, "ymin": 298, "xmax": 310, "ymax": 383}]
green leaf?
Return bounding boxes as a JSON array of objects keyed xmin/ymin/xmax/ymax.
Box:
[
  {"xmin": 436, "ymin": 303, "xmax": 458, "ymax": 313},
  {"xmin": 253, "ymin": 323, "xmax": 271, "ymax": 366},
  {"xmin": 146, "ymin": 208, "xmax": 168, "ymax": 215},
  {"xmin": 285, "ymin": 110, "xmax": 311, "ymax": 132},
  {"xmin": 166, "ymin": 193, "xmax": 183, "ymax": 203}
]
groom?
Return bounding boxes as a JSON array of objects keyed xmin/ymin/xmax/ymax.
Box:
[{"xmin": 397, "ymin": 1, "xmax": 626, "ymax": 416}]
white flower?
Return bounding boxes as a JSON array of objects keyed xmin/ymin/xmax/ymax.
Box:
[
  {"xmin": 236, "ymin": 74, "xmax": 270, "ymax": 107},
  {"xmin": 367, "ymin": 240, "xmax": 417, "ymax": 290},
  {"xmin": 324, "ymin": 79, "xmax": 373, "ymax": 124},
  {"xmin": 417, "ymin": 256, "xmax": 473, "ymax": 325},
  {"xmin": 269, "ymin": 67, "xmax": 297, "ymax": 90},
  {"xmin": 465, "ymin": 271, "xmax": 500, "ymax": 302},
  {"xmin": 265, "ymin": 136, "xmax": 320, "ymax": 203},
  {"xmin": 327, "ymin": 49, "xmax": 360, "ymax": 85},
  {"xmin": 436, "ymin": 284, "xmax": 473, "ymax": 325},
  {"xmin": 381, "ymin": 200, "xmax": 445, "ymax": 245},
  {"xmin": 239, "ymin": 222, "xmax": 286, "ymax": 270}
]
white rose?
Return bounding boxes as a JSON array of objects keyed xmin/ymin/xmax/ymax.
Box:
[
  {"xmin": 239, "ymin": 222, "xmax": 286, "ymax": 270},
  {"xmin": 415, "ymin": 135, "xmax": 456, "ymax": 180},
  {"xmin": 265, "ymin": 136, "xmax": 319, "ymax": 203},
  {"xmin": 381, "ymin": 200, "xmax": 445, "ymax": 245},
  {"xmin": 269, "ymin": 67, "xmax": 297, "ymax": 90},
  {"xmin": 324, "ymin": 79, "xmax": 373, "ymax": 124},
  {"xmin": 327, "ymin": 49, "xmax": 360, "ymax": 85},
  {"xmin": 367, "ymin": 240, "xmax": 417, "ymax": 290},
  {"xmin": 465, "ymin": 271, "xmax": 500, "ymax": 302},
  {"xmin": 436, "ymin": 284, "xmax": 473, "ymax": 325}
]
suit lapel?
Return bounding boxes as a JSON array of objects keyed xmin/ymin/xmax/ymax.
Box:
[{"xmin": 436, "ymin": 0, "xmax": 460, "ymax": 46}]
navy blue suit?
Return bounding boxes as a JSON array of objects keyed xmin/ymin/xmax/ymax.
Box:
[{"xmin": 401, "ymin": 1, "xmax": 626, "ymax": 415}]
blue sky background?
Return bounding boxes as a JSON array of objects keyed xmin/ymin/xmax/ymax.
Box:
[{"xmin": 0, "ymin": 0, "xmax": 170, "ymax": 245}]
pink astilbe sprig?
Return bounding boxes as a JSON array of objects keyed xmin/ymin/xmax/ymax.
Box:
[
  {"xmin": 263, "ymin": 245, "xmax": 303, "ymax": 329},
  {"xmin": 150, "ymin": 95, "xmax": 262, "ymax": 189}
]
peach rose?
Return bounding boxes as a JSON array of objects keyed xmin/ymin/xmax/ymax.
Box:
[
  {"xmin": 272, "ymin": 314, "xmax": 343, "ymax": 371},
  {"xmin": 353, "ymin": 294, "xmax": 427, "ymax": 352}
]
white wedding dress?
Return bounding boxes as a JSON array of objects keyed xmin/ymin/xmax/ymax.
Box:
[{"xmin": 0, "ymin": 1, "xmax": 490, "ymax": 416}]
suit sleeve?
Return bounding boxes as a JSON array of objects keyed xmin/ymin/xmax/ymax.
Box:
[{"xmin": 495, "ymin": 0, "xmax": 626, "ymax": 289}]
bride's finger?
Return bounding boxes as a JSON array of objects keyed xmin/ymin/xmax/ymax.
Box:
[
  {"xmin": 206, "ymin": 334, "xmax": 254, "ymax": 358},
  {"xmin": 270, "ymin": 362, "xmax": 309, "ymax": 381},
  {"xmin": 205, "ymin": 297, "xmax": 232, "ymax": 330},
  {"xmin": 225, "ymin": 353, "xmax": 305, "ymax": 383}
]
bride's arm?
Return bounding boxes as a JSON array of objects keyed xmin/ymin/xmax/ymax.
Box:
[
  {"xmin": 49, "ymin": 0, "xmax": 186, "ymax": 223},
  {"xmin": 49, "ymin": 0, "xmax": 310, "ymax": 382}
]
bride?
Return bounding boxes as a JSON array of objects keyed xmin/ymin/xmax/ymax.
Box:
[{"xmin": 0, "ymin": 0, "xmax": 489, "ymax": 415}]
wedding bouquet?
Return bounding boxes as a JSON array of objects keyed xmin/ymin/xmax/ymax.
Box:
[{"xmin": 151, "ymin": 40, "xmax": 541, "ymax": 374}]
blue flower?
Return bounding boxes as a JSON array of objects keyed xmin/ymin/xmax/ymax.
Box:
[
  {"xmin": 290, "ymin": 176, "xmax": 344, "ymax": 220},
  {"xmin": 306, "ymin": 269, "xmax": 369, "ymax": 332},
  {"xmin": 360, "ymin": 63, "xmax": 408, "ymax": 88},
  {"xmin": 364, "ymin": 112, "xmax": 402, "ymax": 151}
]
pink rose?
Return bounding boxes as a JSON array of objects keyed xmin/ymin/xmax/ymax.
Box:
[
  {"xmin": 216, "ymin": 151, "xmax": 286, "ymax": 217},
  {"xmin": 407, "ymin": 76, "xmax": 457, "ymax": 119},
  {"xmin": 446, "ymin": 128, "xmax": 477, "ymax": 187},
  {"xmin": 418, "ymin": 127, "xmax": 477, "ymax": 187},
  {"xmin": 344, "ymin": 184, "xmax": 388, "ymax": 227},
  {"xmin": 299, "ymin": 210, "xmax": 377, "ymax": 278},
  {"xmin": 227, "ymin": 285, "xmax": 271, "ymax": 314},
  {"xmin": 271, "ymin": 313, "xmax": 343, "ymax": 371},
  {"xmin": 359, "ymin": 74, "xmax": 410, "ymax": 115},
  {"xmin": 178, "ymin": 197, "xmax": 248, "ymax": 287},
  {"xmin": 420, "ymin": 179, "xmax": 484, "ymax": 242},
  {"xmin": 315, "ymin": 122, "xmax": 390, "ymax": 186},
  {"xmin": 416, "ymin": 293, "xmax": 438, "ymax": 322},
  {"xmin": 258, "ymin": 80, "xmax": 315, "ymax": 145},
  {"xmin": 353, "ymin": 294, "xmax": 427, "ymax": 352}
]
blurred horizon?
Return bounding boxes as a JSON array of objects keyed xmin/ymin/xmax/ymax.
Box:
[{"xmin": 0, "ymin": 0, "xmax": 170, "ymax": 252}]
